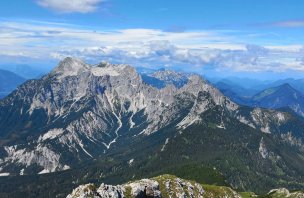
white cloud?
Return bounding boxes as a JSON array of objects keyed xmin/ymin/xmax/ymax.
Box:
[
  {"xmin": 36, "ymin": 0, "xmax": 103, "ymax": 13},
  {"xmin": 1, "ymin": 20, "xmax": 304, "ymax": 73},
  {"xmin": 265, "ymin": 45, "xmax": 303, "ymax": 52},
  {"xmin": 49, "ymin": 40, "xmax": 222, "ymax": 68}
]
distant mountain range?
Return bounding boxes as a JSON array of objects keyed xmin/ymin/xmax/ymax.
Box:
[
  {"xmin": 251, "ymin": 83, "xmax": 304, "ymax": 117},
  {"xmin": 141, "ymin": 69, "xmax": 189, "ymax": 88},
  {"xmin": 209, "ymin": 77, "xmax": 271, "ymax": 97},
  {"xmin": 0, "ymin": 69, "xmax": 26, "ymax": 99},
  {"xmin": 0, "ymin": 64, "xmax": 48, "ymax": 79},
  {"xmin": 0, "ymin": 64, "xmax": 50, "ymax": 99},
  {"xmin": 266, "ymin": 78, "xmax": 304, "ymax": 94},
  {"xmin": 212, "ymin": 76, "xmax": 304, "ymax": 96},
  {"xmin": 214, "ymin": 79, "xmax": 304, "ymax": 117},
  {"xmin": 213, "ymin": 81, "xmax": 256, "ymax": 105},
  {"xmin": 0, "ymin": 58, "xmax": 304, "ymax": 197}
]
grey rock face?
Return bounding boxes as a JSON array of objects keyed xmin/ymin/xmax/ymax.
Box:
[
  {"xmin": 128, "ymin": 179, "xmax": 161, "ymax": 198},
  {"xmin": 67, "ymin": 175, "xmax": 207, "ymax": 198},
  {"xmin": 67, "ymin": 179, "xmax": 161, "ymax": 198},
  {"xmin": 97, "ymin": 184, "xmax": 124, "ymax": 198},
  {"xmin": 67, "ymin": 184, "xmax": 99, "ymax": 198},
  {"xmin": 0, "ymin": 57, "xmax": 302, "ymax": 175}
]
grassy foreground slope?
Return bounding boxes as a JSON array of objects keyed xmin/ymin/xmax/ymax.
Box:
[{"xmin": 68, "ymin": 174, "xmax": 304, "ymax": 198}]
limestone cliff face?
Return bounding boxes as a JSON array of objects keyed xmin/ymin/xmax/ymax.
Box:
[{"xmin": 0, "ymin": 57, "xmax": 303, "ymax": 176}]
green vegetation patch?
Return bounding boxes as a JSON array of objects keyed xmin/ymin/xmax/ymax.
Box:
[
  {"xmin": 124, "ymin": 185, "xmax": 132, "ymax": 198},
  {"xmin": 163, "ymin": 164, "xmax": 227, "ymax": 186}
]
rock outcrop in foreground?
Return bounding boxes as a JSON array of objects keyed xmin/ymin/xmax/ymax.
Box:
[
  {"xmin": 67, "ymin": 174, "xmax": 242, "ymax": 198},
  {"xmin": 67, "ymin": 175, "xmax": 304, "ymax": 198},
  {"xmin": 267, "ymin": 188, "xmax": 304, "ymax": 198}
]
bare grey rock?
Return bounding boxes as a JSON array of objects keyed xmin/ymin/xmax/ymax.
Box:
[{"xmin": 0, "ymin": 57, "xmax": 301, "ymax": 175}]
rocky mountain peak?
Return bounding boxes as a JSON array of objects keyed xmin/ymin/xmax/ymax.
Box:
[
  {"xmin": 146, "ymin": 69, "xmax": 209, "ymax": 91},
  {"xmin": 96, "ymin": 61, "xmax": 113, "ymax": 68},
  {"xmin": 277, "ymin": 83, "xmax": 300, "ymax": 94},
  {"xmin": 141, "ymin": 69, "xmax": 190, "ymax": 89},
  {"xmin": 50, "ymin": 57, "xmax": 89, "ymax": 79},
  {"xmin": 253, "ymin": 83, "xmax": 301, "ymax": 100},
  {"xmin": 49, "ymin": 58, "xmax": 139, "ymax": 80},
  {"xmin": 187, "ymin": 74, "xmax": 205, "ymax": 84},
  {"xmin": 152, "ymin": 69, "xmax": 188, "ymax": 80}
]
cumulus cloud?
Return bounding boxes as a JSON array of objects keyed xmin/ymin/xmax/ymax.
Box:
[
  {"xmin": 36, "ymin": 0, "xmax": 103, "ymax": 13},
  {"xmin": 50, "ymin": 41, "xmax": 304, "ymax": 72},
  {"xmin": 49, "ymin": 40, "xmax": 221, "ymax": 68},
  {"xmin": 1, "ymin": 20, "xmax": 304, "ymax": 73},
  {"xmin": 209, "ymin": 45, "xmax": 269, "ymax": 72}
]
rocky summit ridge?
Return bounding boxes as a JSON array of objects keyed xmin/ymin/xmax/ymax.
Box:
[{"xmin": 67, "ymin": 174, "xmax": 240, "ymax": 198}]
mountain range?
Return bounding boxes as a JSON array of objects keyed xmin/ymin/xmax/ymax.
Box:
[
  {"xmin": 266, "ymin": 78, "xmax": 304, "ymax": 95},
  {"xmin": 0, "ymin": 64, "xmax": 48, "ymax": 79},
  {"xmin": 0, "ymin": 69, "xmax": 26, "ymax": 99},
  {"xmin": 0, "ymin": 58, "xmax": 304, "ymax": 197},
  {"xmin": 251, "ymin": 83, "xmax": 304, "ymax": 117},
  {"xmin": 214, "ymin": 80, "xmax": 304, "ymax": 117},
  {"xmin": 141, "ymin": 69, "xmax": 189, "ymax": 89}
]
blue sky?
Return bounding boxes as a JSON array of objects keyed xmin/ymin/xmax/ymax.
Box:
[{"xmin": 1, "ymin": 0, "xmax": 304, "ymax": 79}]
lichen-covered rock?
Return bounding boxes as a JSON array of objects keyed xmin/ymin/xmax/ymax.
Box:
[
  {"xmin": 127, "ymin": 179, "xmax": 161, "ymax": 198},
  {"xmin": 67, "ymin": 178, "xmax": 161, "ymax": 198},
  {"xmin": 67, "ymin": 175, "xmax": 209, "ymax": 198},
  {"xmin": 67, "ymin": 179, "xmax": 304, "ymax": 198},
  {"xmin": 67, "ymin": 183, "xmax": 99, "ymax": 198},
  {"xmin": 267, "ymin": 188, "xmax": 304, "ymax": 198},
  {"xmin": 153, "ymin": 175, "xmax": 205, "ymax": 198},
  {"xmin": 97, "ymin": 184, "xmax": 124, "ymax": 198}
]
